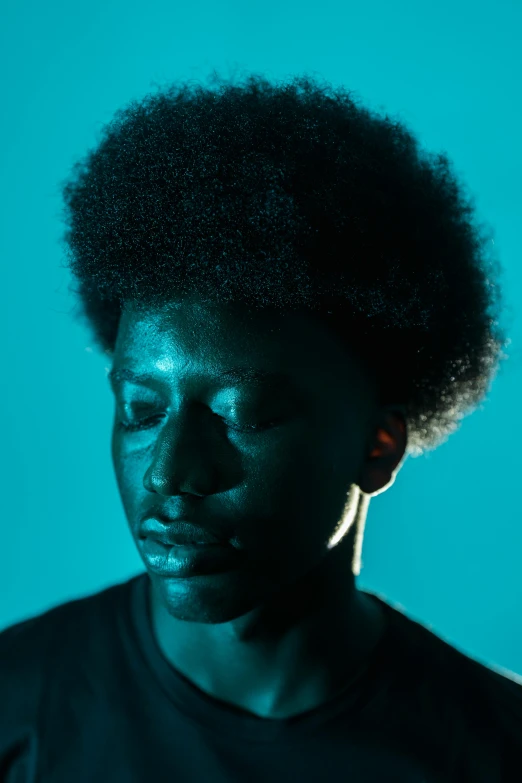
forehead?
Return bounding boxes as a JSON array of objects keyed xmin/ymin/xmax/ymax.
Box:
[{"xmin": 113, "ymin": 299, "xmax": 373, "ymax": 398}]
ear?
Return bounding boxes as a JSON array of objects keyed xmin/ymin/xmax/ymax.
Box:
[{"xmin": 358, "ymin": 408, "xmax": 407, "ymax": 497}]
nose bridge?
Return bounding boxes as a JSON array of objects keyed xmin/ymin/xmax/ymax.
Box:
[{"xmin": 143, "ymin": 400, "xmax": 214, "ymax": 494}]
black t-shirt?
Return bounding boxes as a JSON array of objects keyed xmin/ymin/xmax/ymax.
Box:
[{"xmin": 1, "ymin": 572, "xmax": 521, "ymax": 782}]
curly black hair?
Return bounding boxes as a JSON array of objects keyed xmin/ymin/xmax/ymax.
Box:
[{"xmin": 57, "ymin": 69, "xmax": 510, "ymax": 458}]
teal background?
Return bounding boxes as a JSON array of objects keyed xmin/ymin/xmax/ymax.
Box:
[{"xmin": 1, "ymin": 1, "xmax": 521, "ymax": 677}]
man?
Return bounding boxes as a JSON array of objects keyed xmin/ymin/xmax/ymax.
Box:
[{"xmin": 2, "ymin": 71, "xmax": 520, "ymax": 781}]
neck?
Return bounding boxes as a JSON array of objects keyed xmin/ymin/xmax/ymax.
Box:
[{"xmin": 147, "ymin": 527, "xmax": 387, "ymax": 719}]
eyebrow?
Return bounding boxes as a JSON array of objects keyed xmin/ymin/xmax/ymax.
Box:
[{"xmin": 107, "ymin": 365, "xmax": 297, "ymax": 390}]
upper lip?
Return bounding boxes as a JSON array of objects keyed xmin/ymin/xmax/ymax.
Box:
[{"xmin": 140, "ymin": 512, "xmax": 225, "ymax": 546}]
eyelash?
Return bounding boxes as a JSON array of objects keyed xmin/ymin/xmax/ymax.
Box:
[{"xmin": 117, "ymin": 414, "xmax": 279, "ymax": 434}]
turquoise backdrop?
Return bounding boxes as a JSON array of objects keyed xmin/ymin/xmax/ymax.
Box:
[{"xmin": 1, "ymin": 0, "xmax": 521, "ymax": 677}]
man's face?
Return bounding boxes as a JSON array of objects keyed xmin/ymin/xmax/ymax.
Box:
[{"xmin": 110, "ymin": 295, "xmax": 383, "ymax": 624}]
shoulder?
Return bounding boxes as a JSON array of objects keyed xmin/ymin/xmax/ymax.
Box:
[
  {"xmin": 0, "ymin": 576, "xmax": 137, "ymax": 735},
  {"xmin": 439, "ymin": 649, "xmax": 522, "ymax": 780},
  {"xmin": 366, "ymin": 591, "xmax": 522, "ymax": 779},
  {"xmin": 459, "ymin": 654, "xmax": 522, "ymax": 743}
]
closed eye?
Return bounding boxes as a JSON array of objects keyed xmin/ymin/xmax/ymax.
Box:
[{"xmin": 116, "ymin": 413, "xmax": 281, "ymax": 434}]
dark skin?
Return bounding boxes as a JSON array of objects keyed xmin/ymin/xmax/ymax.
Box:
[{"xmin": 109, "ymin": 294, "xmax": 408, "ymax": 719}]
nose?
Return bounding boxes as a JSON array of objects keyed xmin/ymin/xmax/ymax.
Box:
[{"xmin": 142, "ymin": 416, "xmax": 217, "ymax": 496}]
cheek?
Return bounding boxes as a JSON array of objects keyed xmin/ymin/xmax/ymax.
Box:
[
  {"xmin": 266, "ymin": 436, "xmax": 359, "ymax": 531},
  {"xmin": 111, "ymin": 437, "xmax": 145, "ymax": 504},
  {"xmin": 241, "ymin": 441, "xmax": 353, "ymax": 541}
]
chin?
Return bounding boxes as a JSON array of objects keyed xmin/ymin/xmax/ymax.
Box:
[{"xmin": 151, "ymin": 569, "xmax": 264, "ymax": 625}]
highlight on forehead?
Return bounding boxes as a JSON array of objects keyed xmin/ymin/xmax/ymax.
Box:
[{"xmin": 107, "ymin": 364, "xmax": 299, "ymax": 392}]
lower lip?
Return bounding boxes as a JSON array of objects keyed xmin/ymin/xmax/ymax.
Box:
[{"xmin": 139, "ymin": 536, "xmax": 242, "ymax": 578}]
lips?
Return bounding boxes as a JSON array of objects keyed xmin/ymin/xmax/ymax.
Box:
[
  {"xmin": 142, "ymin": 530, "xmax": 221, "ymax": 547},
  {"xmin": 139, "ymin": 533, "xmax": 242, "ymax": 578},
  {"xmin": 140, "ymin": 513, "xmax": 226, "ymax": 547}
]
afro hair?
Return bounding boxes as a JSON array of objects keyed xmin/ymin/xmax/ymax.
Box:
[{"xmin": 58, "ymin": 69, "xmax": 510, "ymax": 458}]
